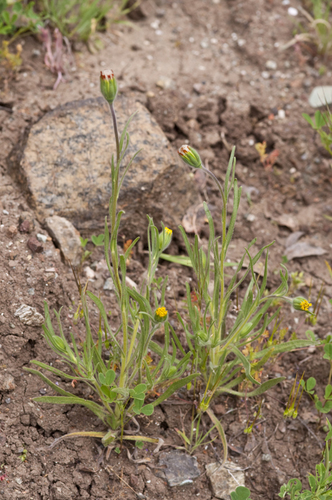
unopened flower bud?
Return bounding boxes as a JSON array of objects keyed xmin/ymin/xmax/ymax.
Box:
[
  {"xmin": 100, "ymin": 69, "xmax": 117, "ymax": 104},
  {"xmin": 159, "ymin": 227, "xmax": 172, "ymax": 252},
  {"xmin": 292, "ymin": 296, "xmax": 312, "ymax": 312},
  {"xmin": 178, "ymin": 145, "xmax": 202, "ymax": 169}
]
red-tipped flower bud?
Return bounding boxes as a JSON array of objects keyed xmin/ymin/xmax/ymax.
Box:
[
  {"xmin": 100, "ymin": 69, "xmax": 118, "ymax": 104},
  {"xmin": 178, "ymin": 145, "xmax": 202, "ymax": 169}
]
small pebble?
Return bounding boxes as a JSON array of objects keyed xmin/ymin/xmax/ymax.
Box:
[
  {"xmin": 39, "ymin": 388, "xmax": 47, "ymax": 395},
  {"xmin": 37, "ymin": 233, "xmax": 48, "ymax": 243},
  {"xmin": 261, "ymin": 71, "xmax": 270, "ymax": 79},
  {"xmin": 247, "ymin": 214, "xmax": 256, "ymax": 222},
  {"xmin": 3, "ymin": 210, "xmax": 9, "ymax": 215},
  {"xmin": 262, "ymin": 454, "xmax": 271, "ymax": 462},
  {"xmin": 5, "ymin": 398, "xmax": 11, "ymax": 404},
  {"xmin": 288, "ymin": 7, "xmax": 298, "ymax": 16},
  {"xmin": 200, "ymin": 40, "xmax": 209, "ymax": 49},
  {"xmin": 278, "ymin": 109, "xmax": 286, "ymax": 119},
  {"xmin": 10, "ymin": 323, "xmax": 15, "ymax": 329},
  {"xmin": 266, "ymin": 60, "xmax": 277, "ymax": 70},
  {"xmin": 32, "ymin": 49, "xmax": 41, "ymax": 57},
  {"xmin": 28, "ymin": 288, "xmax": 35, "ymax": 295}
]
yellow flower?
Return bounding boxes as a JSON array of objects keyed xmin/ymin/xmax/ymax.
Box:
[
  {"xmin": 293, "ymin": 296, "xmax": 312, "ymax": 312},
  {"xmin": 155, "ymin": 307, "xmax": 168, "ymax": 318},
  {"xmin": 300, "ymin": 299, "xmax": 312, "ymax": 311},
  {"xmin": 158, "ymin": 227, "xmax": 172, "ymax": 251}
]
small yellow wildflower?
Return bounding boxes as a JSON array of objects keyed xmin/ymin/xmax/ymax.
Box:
[
  {"xmin": 300, "ymin": 299, "xmax": 312, "ymax": 311},
  {"xmin": 292, "ymin": 296, "xmax": 312, "ymax": 313},
  {"xmin": 155, "ymin": 307, "xmax": 168, "ymax": 318},
  {"xmin": 158, "ymin": 227, "xmax": 172, "ymax": 251}
]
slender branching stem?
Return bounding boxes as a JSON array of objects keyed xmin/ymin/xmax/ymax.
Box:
[{"xmin": 110, "ymin": 102, "xmax": 120, "ymax": 164}]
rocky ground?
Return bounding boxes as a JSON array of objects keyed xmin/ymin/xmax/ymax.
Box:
[{"xmin": 1, "ymin": 0, "xmax": 332, "ymax": 498}]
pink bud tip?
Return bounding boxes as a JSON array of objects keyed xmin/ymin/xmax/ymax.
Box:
[
  {"xmin": 178, "ymin": 145, "xmax": 190, "ymax": 157},
  {"xmin": 100, "ymin": 69, "xmax": 114, "ymax": 81}
]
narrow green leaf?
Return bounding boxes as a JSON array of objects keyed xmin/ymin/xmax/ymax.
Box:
[{"xmin": 152, "ymin": 374, "xmax": 198, "ymax": 407}]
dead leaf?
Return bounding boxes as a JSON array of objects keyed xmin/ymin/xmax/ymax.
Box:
[
  {"xmin": 182, "ymin": 203, "xmax": 214, "ymax": 234},
  {"xmin": 285, "ymin": 241, "xmax": 327, "ymax": 261},
  {"xmin": 275, "ymin": 214, "xmax": 299, "ymax": 232},
  {"xmin": 285, "ymin": 231, "xmax": 304, "ymax": 248}
]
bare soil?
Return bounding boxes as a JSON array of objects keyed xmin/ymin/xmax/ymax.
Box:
[{"xmin": 1, "ymin": 0, "xmax": 332, "ymax": 498}]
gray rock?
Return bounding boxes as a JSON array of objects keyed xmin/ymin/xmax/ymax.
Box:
[
  {"xmin": 159, "ymin": 451, "xmax": 201, "ymax": 487},
  {"xmin": 10, "ymin": 96, "xmax": 198, "ymax": 239},
  {"xmin": 309, "ymin": 86, "xmax": 332, "ymax": 107},
  {"xmin": 0, "ymin": 373, "xmax": 16, "ymax": 392},
  {"xmin": 14, "ymin": 304, "xmax": 44, "ymax": 326},
  {"xmin": 45, "ymin": 215, "xmax": 82, "ymax": 267},
  {"xmin": 206, "ymin": 462, "xmax": 245, "ymax": 500}
]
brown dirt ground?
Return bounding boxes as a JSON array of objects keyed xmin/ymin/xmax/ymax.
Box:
[{"xmin": 1, "ymin": 0, "xmax": 332, "ymax": 498}]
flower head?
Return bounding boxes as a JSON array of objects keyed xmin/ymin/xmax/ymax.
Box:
[
  {"xmin": 155, "ymin": 306, "xmax": 168, "ymax": 322},
  {"xmin": 292, "ymin": 296, "xmax": 312, "ymax": 312},
  {"xmin": 159, "ymin": 226, "xmax": 172, "ymax": 252},
  {"xmin": 100, "ymin": 69, "xmax": 118, "ymax": 104},
  {"xmin": 178, "ymin": 145, "xmax": 202, "ymax": 169}
]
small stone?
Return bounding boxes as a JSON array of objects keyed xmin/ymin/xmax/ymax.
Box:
[
  {"xmin": 8, "ymin": 261, "xmax": 17, "ymax": 268},
  {"xmin": 20, "ymin": 414, "xmax": 31, "ymax": 426},
  {"xmin": 262, "ymin": 454, "xmax": 271, "ymax": 462},
  {"xmin": 27, "ymin": 236, "xmax": 43, "ymax": 253},
  {"xmin": 278, "ymin": 109, "xmax": 286, "ymax": 119},
  {"xmin": 288, "ymin": 6, "xmax": 298, "ymax": 16},
  {"xmin": 0, "ymin": 373, "xmax": 16, "ymax": 391},
  {"xmin": 206, "ymin": 462, "xmax": 245, "ymax": 499},
  {"xmin": 7, "ymin": 225, "xmax": 17, "ymax": 238},
  {"xmin": 200, "ymin": 40, "xmax": 209, "ymax": 49},
  {"xmin": 156, "ymin": 77, "xmax": 175, "ymax": 90},
  {"xmin": 309, "ymin": 86, "xmax": 332, "ymax": 107},
  {"xmin": 265, "ymin": 60, "xmax": 277, "ymax": 70},
  {"xmin": 159, "ymin": 451, "xmax": 200, "ymax": 487},
  {"xmin": 19, "ymin": 212, "xmax": 34, "ymax": 233},
  {"xmin": 84, "ymin": 266, "xmax": 95, "ymax": 279},
  {"xmin": 246, "ymin": 214, "xmax": 256, "ymax": 222},
  {"xmin": 10, "ymin": 323, "xmax": 15, "ymax": 329},
  {"xmin": 2, "ymin": 210, "xmax": 9, "ymax": 215},
  {"xmin": 19, "ymin": 219, "xmax": 33, "ymax": 233},
  {"xmin": 15, "ymin": 478, "xmax": 22, "ymax": 485},
  {"xmin": 5, "ymin": 398, "xmax": 11, "ymax": 404},
  {"xmin": 45, "ymin": 215, "xmax": 82, "ymax": 267},
  {"xmin": 28, "ymin": 288, "xmax": 35, "ymax": 295},
  {"xmin": 14, "ymin": 304, "xmax": 44, "ymax": 326},
  {"xmin": 261, "ymin": 71, "xmax": 270, "ymax": 79},
  {"xmin": 193, "ymin": 83, "xmax": 203, "ymax": 94},
  {"xmin": 213, "ymin": 404, "xmax": 225, "ymax": 415},
  {"xmin": 37, "ymin": 233, "xmax": 48, "ymax": 243},
  {"xmin": 103, "ymin": 278, "xmax": 115, "ymax": 291},
  {"xmin": 39, "ymin": 388, "xmax": 47, "ymax": 395}
]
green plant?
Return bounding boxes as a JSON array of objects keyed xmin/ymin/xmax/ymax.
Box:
[
  {"xmin": 231, "ymin": 421, "xmax": 332, "ymax": 499},
  {"xmin": 0, "ymin": 0, "xmax": 42, "ymax": 38},
  {"xmin": 303, "ymin": 110, "xmax": 332, "ymax": 156},
  {"xmin": 282, "ymin": 0, "xmax": 332, "ymax": 57},
  {"xmin": 176, "ymin": 145, "xmax": 316, "ymax": 423},
  {"xmin": 24, "ymin": 70, "xmax": 197, "ymax": 449},
  {"xmin": 40, "ymin": 0, "xmax": 131, "ymax": 42},
  {"xmin": 231, "ymin": 487, "xmax": 252, "ymax": 500},
  {"xmin": 301, "ymin": 340, "xmax": 332, "ymax": 414},
  {"xmin": 175, "ymin": 411, "xmax": 217, "ymax": 455},
  {"xmin": 278, "ymin": 421, "xmax": 332, "ymax": 499}
]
